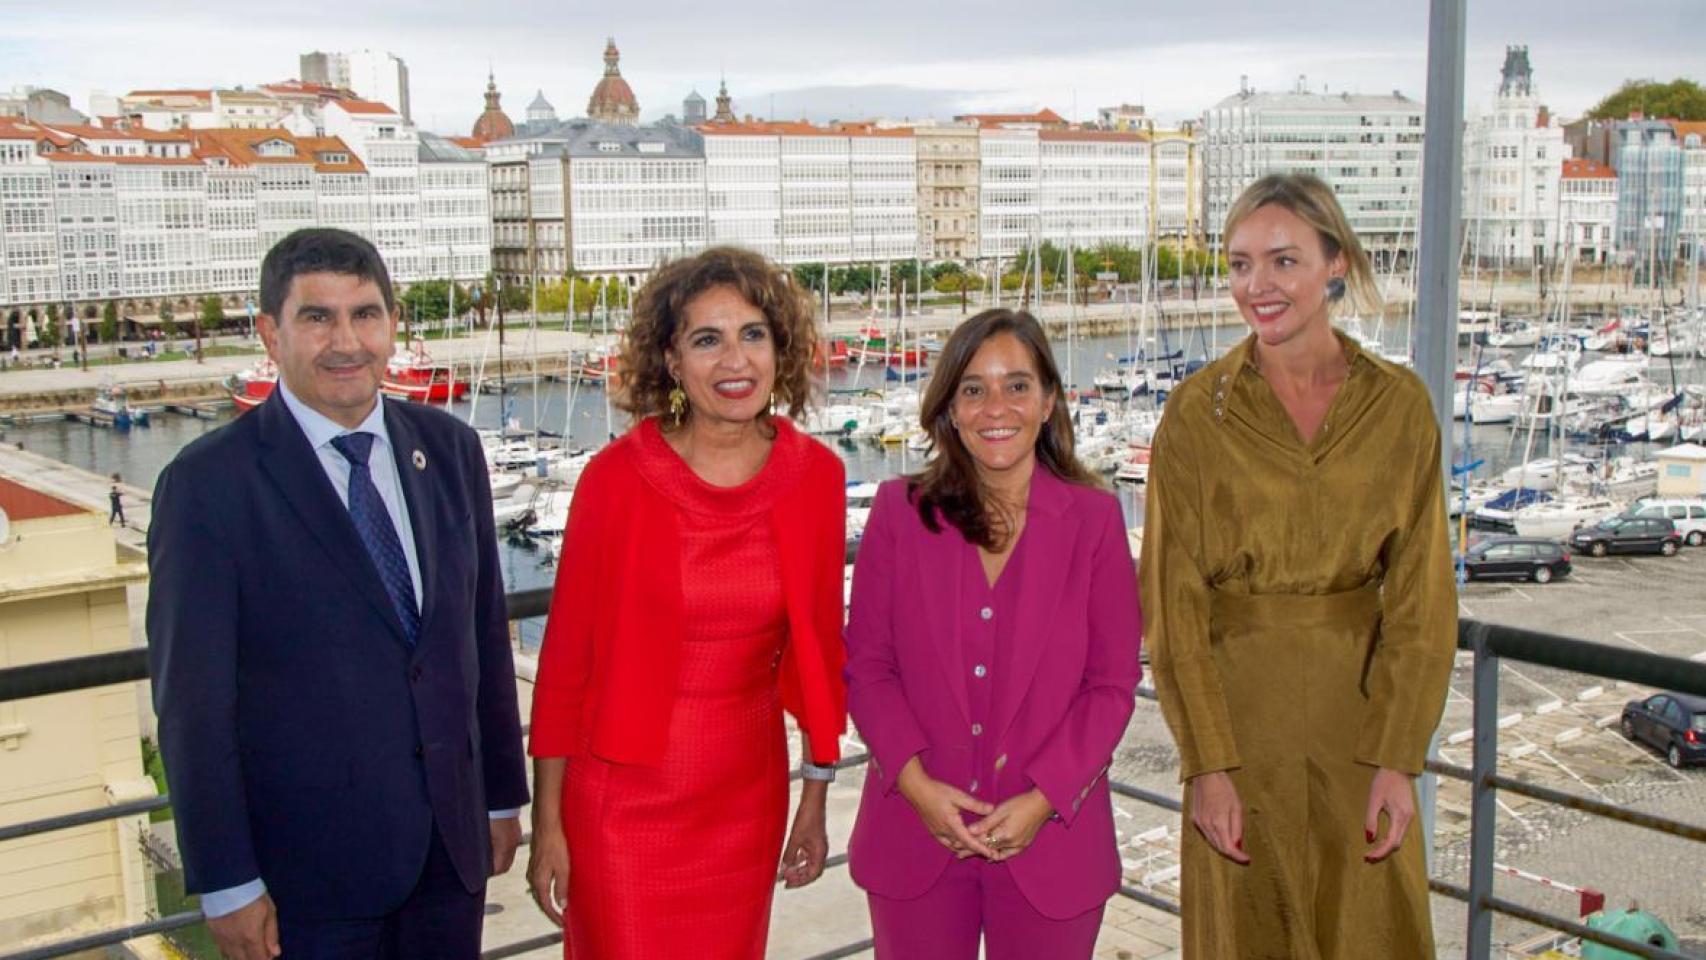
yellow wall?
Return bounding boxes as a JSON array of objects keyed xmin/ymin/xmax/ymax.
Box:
[{"xmin": 0, "ymin": 508, "xmax": 155, "ymax": 950}]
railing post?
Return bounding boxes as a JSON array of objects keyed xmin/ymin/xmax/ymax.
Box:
[{"xmin": 1465, "ymin": 622, "xmax": 1498, "ymax": 959}]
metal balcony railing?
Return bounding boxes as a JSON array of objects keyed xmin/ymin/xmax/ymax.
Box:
[{"xmin": 2, "ymin": 588, "xmax": 1704, "ymax": 960}]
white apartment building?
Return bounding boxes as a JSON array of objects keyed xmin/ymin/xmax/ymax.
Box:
[
  {"xmin": 49, "ymin": 160, "xmax": 121, "ymax": 304},
  {"xmin": 1038, "ymin": 130, "xmax": 1149, "ymax": 252},
  {"xmin": 1202, "ymin": 80, "xmax": 1425, "ymax": 266},
  {"xmin": 1559, "ymin": 158, "xmax": 1618, "ymax": 265},
  {"xmin": 1679, "ymin": 124, "xmax": 1706, "ymax": 264},
  {"xmin": 848, "ymin": 130, "xmax": 917, "ymax": 264},
  {"xmin": 703, "ymin": 128, "xmax": 782, "ymax": 262},
  {"xmin": 563, "ymin": 123, "xmax": 705, "ymax": 276},
  {"xmin": 1462, "ymin": 47, "xmax": 1566, "ymax": 266},
  {"xmin": 0, "ymin": 102, "xmax": 489, "ymax": 318},
  {"xmin": 324, "ymin": 99, "xmax": 422, "ymax": 281},
  {"xmin": 418, "ymin": 133, "xmax": 491, "ymax": 282},
  {"xmin": 487, "ymin": 119, "xmax": 706, "ymax": 283},
  {"xmin": 979, "ymin": 127, "xmax": 1041, "ymax": 260},
  {"xmin": 700, "ymin": 121, "xmax": 915, "ymax": 267},
  {"xmin": 0, "ymin": 164, "xmax": 61, "ymax": 307}
]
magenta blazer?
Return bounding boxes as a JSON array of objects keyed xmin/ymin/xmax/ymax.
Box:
[{"xmin": 844, "ymin": 467, "xmax": 1142, "ymax": 919}]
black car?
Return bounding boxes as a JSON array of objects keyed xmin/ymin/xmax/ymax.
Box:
[
  {"xmin": 1569, "ymin": 515, "xmax": 1682, "ymax": 558},
  {"xmin": 1462, "ymin": 536, "xmax": 1572, "ymax": 583},
  {"xmin": 1619, "ymin": 692, "xmax": 1706, "ymax": 768}
]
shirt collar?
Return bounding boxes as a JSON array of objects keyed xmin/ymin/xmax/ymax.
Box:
[
  {"xmin": 276, "ymin": 378, "xmax": 392, "ymax": 455},
  {"xmin": 1232, "ymin": 326, "xmax": 1386, "ymax": 380}
]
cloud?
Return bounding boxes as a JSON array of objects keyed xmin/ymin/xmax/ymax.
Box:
[{"xmin": 0, "ymin": 0, "xmax": 1696, "ymax": 135}]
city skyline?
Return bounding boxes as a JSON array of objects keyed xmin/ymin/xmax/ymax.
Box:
[{"xmin": 1, "ymin": 0, "xmax": 1697, "ymax": 135}]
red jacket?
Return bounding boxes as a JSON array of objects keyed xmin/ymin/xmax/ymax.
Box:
[{"xmin": 529, "ymin": 417, "xmax": 847, "ymax": 765}]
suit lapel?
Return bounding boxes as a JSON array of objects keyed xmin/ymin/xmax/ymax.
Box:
[
  {"xmin": 384, "ymin": 402, "xmax": 438, "ymax": 642},
  {"xmin": 991, "ymin": 469, "xmax": 1078, "ymax": 747},
  {"xmin": 255, "ymin": 392, "xmax": 411, "ymax": 648},
  {"xmin": 913, "ymin": 505, "xmax": 971, "ymax": 724}
]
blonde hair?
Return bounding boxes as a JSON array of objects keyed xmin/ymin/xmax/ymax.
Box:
[{"xmin": 1222, "ymin": 173, "xmax": 1381, "ymax": 319}]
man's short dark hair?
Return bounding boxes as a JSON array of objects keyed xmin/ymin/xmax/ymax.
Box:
[{"xmin": 259, "ymin": 228, "xmax": 396, "ymax": 319}]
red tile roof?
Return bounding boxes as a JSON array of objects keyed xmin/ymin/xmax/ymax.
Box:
[
  {"xmin": 1040, "ymin": 129, "xmax": 1145, "ymax": 143},
  {"xmin": 190, "ymin": 127, "xmax": 364, "ymax": 173},
  {"xmin": 1671, "ymin": 120, "xmax": 1706, "ymax": 143},
  {"xmin": 1561, "ymin": 157, "xmax": 1616, "ymax": 179},
  {"xmin": 262, "ymin": 80, "xmax": 347, "ymax": 98},
  {"xmin": 957, "ymin": 108, "xmax": 1068, "ymax": 128},
  {"xmin": 126, "ymin": 89, "xmax": 213, "ymax": 101},
  {"xmin": 45, "ymin": 123, "xmax": 190, "ymax": 144},
  {"xmin": 0, "ymin": 477, "xmax": 86, "ymax": 521},
  {"xmin": 337, "ymin": 99, "xmax": 399, "ymax": 116},
  {"xmin": 295, "ymin": 135, "xmax": 367, "ymax": 173},
  {"xmin": 45, "ymin": 153, "xmax": 204, "ymax": 166},
  {"xmin": 698, "ymin": 120, "xmax": 909, "ymax": 138},
  {"xmin": 448, "ymin": 135, "xmax": 487, "ymax": 149},
  {"xmin": 0, "ymin": 117, "xmax": 79, "ymax": 148}
]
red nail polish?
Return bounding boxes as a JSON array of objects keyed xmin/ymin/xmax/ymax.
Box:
[
  {"xmin": 1234, "ymin": 838, "xmax": 1243, "ymax": 852},
  {"xmin": 1365, "ymin": 830, "xmax": 1375, "ymax": 843}
]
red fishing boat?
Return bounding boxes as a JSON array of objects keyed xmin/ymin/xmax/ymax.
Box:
[
  {"xmin": 381, "ymin": 343, "xmax": 470, "ymax": 403},
  {"xmin": 228, "ymin": 359, "xmax": 277, "ymax": 414}
]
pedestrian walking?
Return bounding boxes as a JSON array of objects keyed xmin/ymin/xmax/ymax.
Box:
[{"xmin": 108, "ymin": 475, "xmax": 126, "ymax": 527}]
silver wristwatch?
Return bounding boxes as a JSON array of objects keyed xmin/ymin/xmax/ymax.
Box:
[{"xmin": 800, "ymin": 761, "xmax": 838, "ymax": 782}]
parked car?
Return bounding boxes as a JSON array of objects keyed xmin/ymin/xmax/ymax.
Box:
[
  {"xmin": 1569, "ymin": 515, "xmax": 1682, "ymax": 557},
  {"xmin": 1462, "ymin": 536, "xmax": 1572, "ymax": 583},
  {"xmin": 1623, "ymin": 498, "xmax": 1706, "ymax": 547},
  {"xmin": 1619, "ymin": 692, "xmax": 1706, "ymax": 768}
]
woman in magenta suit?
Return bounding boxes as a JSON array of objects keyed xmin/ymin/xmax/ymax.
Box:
[{"xmin": 845, "ymin": 309, "xmax": 1142, "ymax": 959}]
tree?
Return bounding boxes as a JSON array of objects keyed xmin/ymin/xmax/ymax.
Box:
[
  {"xmin": 101, "ymin": 301, "xmax": 119, "ymax": 346},
  {"xmin": 197, "ymin": 296, "xmax": 223, "ymax": 363},
  {"xmin": 199, "ymin": 296, "xmax": 224, "ymax": 333},
  {"xmin": 159, "ymin": 301, "xmax": 177, "ymax": 341},
  {"xmin": 42, "ymin": 304, "xmax": 62, "ymax": 352},
  {"xmin": 399, "ymin": 280, "xmax": 474, "ymax": 325},
  {"xmin": 1586, "ymin": 78, "xmax": 1706, "ymax": 122}
]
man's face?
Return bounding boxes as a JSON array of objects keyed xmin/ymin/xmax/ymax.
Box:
[{"xmin": 257, "ymin": 272, "xmax": 396, "ymax": 429}]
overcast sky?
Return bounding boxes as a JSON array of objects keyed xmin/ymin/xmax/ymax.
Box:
[{"xmin": 1, "ymin": 0, "xmax": 1696, "ymax": 135}]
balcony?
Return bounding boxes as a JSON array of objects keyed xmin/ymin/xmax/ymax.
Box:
[{"xmin": 2, "ymin": 584, "xmax": 1704, "ymax": 960}]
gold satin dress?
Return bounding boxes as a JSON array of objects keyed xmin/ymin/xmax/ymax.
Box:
[{"xmin": 1140, "ymin": 332, "xmax": 1456, "ymax": 959}]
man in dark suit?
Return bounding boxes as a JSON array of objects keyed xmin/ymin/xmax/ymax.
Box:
[{"xmin": 147, "ymin": 228, "xmax": 528, "ymax": 959}]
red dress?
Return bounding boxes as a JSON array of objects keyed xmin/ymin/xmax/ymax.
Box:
[{"xmin": 557, "ymin": 420, "xmax": 810, "ymax": 959}]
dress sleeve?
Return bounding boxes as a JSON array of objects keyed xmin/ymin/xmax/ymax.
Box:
[
  {"xmin": 528, "ymin": 457, "xmax": 609, "ymax": 757},
  {"xmin": 1358, "ymin": 394, "xmax": 1457, "ymax": 774},
  {"xmin": 1141, "ymin": 410, "xmax": 1242, "ymax": 782}
]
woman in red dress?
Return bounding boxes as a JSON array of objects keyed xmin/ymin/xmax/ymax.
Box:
[{"xmin": 526, "ymin": 246, "xmax": 847, "ymax": 959}]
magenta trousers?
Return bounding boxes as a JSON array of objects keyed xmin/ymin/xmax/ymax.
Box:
[{"xmin": 867, "ymin": 856, "xmax": 1104, "ymax": 960}]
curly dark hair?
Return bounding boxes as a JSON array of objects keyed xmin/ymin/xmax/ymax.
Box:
[
  {"xmin": 908, "ymin": 309, "xmax": 1100, "ymax": 550},
  {"xmin": 615, "ymin": 246, "xmax": 819, "ymax": 426}
]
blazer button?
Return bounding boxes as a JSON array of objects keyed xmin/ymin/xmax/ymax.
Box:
[
  {"xmin": 971, "ymin": 723, "xmax": 983, "ymax": 736},
  {"xmin": 410, "ymin": 665, "xmax": 423, "ymax": 682},
  {"xmin": 979, "ymin": 606, "xmax": 993, "ymax": 621},
  {"xmin": 414, "ymin": 743, "xmax": 424, "ymax": 758},
  {"xmin": 973, "ymin": 664, "xmax": 987, "ymax": 679}
]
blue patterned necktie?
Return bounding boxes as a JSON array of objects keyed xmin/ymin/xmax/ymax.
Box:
[{"xmin": 330, "ymin": 432, "xmax": 421, "ymax": 646}]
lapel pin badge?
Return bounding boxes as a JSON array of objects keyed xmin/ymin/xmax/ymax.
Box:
[{"xmin": 412, "ymin": 449, "xmax": 427, "ymax": 471}]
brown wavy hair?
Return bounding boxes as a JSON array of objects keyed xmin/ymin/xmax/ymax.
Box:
[
  {"xmin": 616, "ymin": 246, "xmax": 819, "ymax": 426},
  {"xmin": 908, "ymin": 309, "xmax": 1100, "ymax": 549}
]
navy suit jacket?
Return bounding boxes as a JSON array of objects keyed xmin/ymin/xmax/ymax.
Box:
[{"xmin": 146, "ymin": 391, "xmax": 529, "ymax": 919}]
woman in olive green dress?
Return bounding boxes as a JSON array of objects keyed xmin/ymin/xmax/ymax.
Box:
[{"xmin": 1141, "ymin": 172, "xmax": 1456, "ymax": 959}]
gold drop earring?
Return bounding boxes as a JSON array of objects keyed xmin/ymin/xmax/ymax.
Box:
[{"xmin": 668, "ymin": 378, "xmax": 687, "ymax": 427}]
